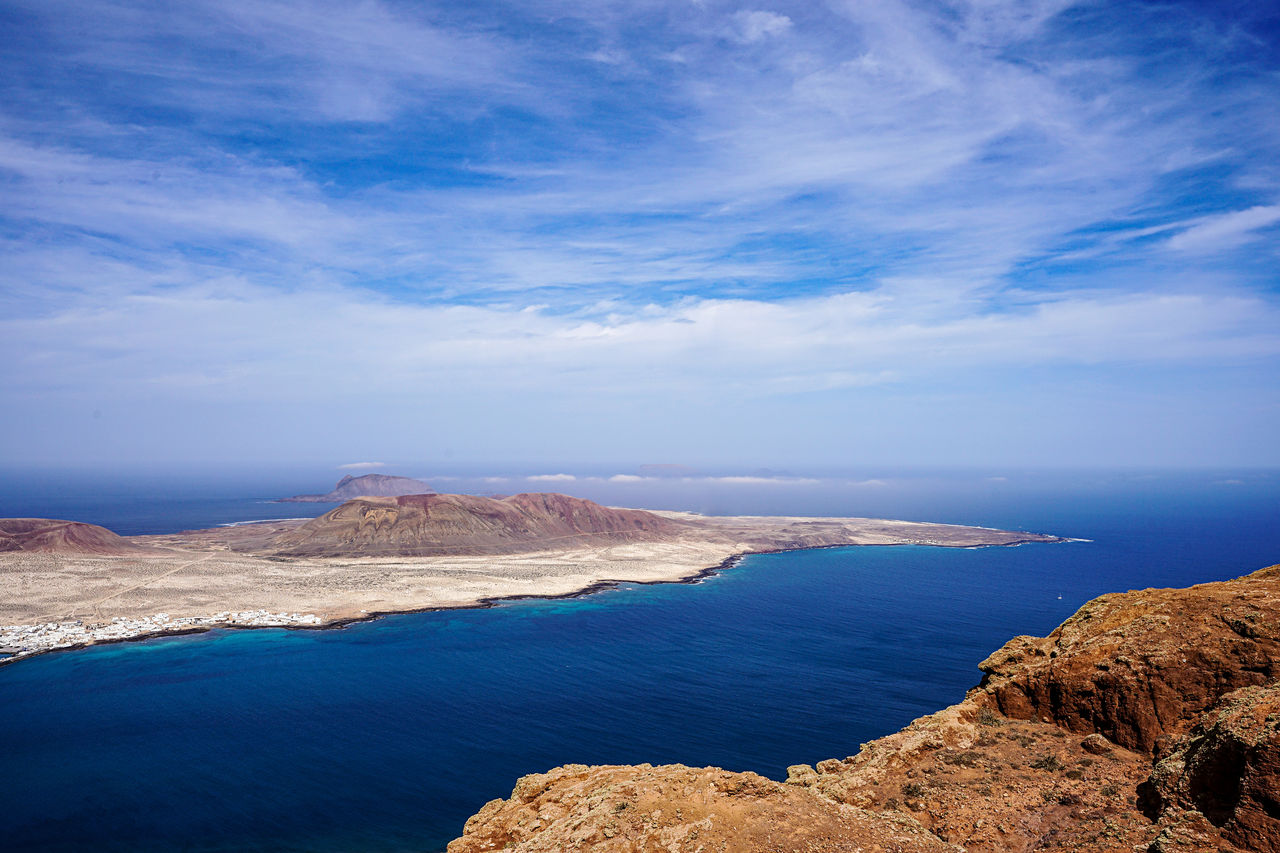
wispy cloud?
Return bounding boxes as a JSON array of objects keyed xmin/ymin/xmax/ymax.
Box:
[
  {"xmin": 604, "ymin": 473, "xmax": 821, "ymax": 486},
  {"xmin": 4, "ymin": 283, "xmax": 1274, "ymax": 405},
  {"xmin": 3, "ymin": 0, "xmax": 528, "ymax": 123},
  {"xmin": 725, "ymin": 10, "xmax": 793, "ymax": 44},
  {"xmin": 337, "ymin": 462, "xmax": 387, "ymax": 470},
  {"xmin": 703, "ymin": 475, "xmax": 820, "ymax": 486},
  {"xmin": 1, "ymin": 0, "xmax": 1277, "ymax": 466},
  {"xmin": 1167, "ymin": 206, "xmax": 1280, "ymax": 253}
]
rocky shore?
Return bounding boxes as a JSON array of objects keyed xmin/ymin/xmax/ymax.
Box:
[{"xmin": 448, "ymin": 563, "xmax": 1280, "ymax": 853}]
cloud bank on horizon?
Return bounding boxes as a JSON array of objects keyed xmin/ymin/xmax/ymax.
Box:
[{"xmin": 1, "ymin": 0, "xmax": 1277, "ymax": 468}]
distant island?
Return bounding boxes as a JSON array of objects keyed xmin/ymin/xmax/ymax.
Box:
[
  {"xmin": 0, "ymin": 491, "xmax": 1061, "ymax": 662},
  {"xmin": 277, "ymin": 473, "xmax": 434, "ymax": 502}
]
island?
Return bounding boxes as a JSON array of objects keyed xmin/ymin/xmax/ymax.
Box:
[
  {"xmin": 276, "ymin": 473, "xmax": 435, "ymax": 502},
  {"xmin": 0, "ymin": 492, "xmax": 1060, "ymax": 662}
]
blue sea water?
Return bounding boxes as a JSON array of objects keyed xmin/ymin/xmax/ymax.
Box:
[{"xmin": 0, "ymin": 468, "xmax": 1276, "ymax": 852}]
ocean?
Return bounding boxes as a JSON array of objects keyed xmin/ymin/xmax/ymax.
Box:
[{"xmin": 1, "ymin": 468, "xmax": 1276, "ymax": 852}]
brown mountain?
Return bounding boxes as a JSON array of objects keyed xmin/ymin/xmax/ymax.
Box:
[
  {"xmin": 277, "ymin": 473, "xmax": 434, "ymax": 503},
  {"xmin": 0, "ymin": 518, "xmax": 152, "ymax": 555},
  {"xmin": 271, "ymin": 492, "xmax": 694, "ymax": 557},
  {"xmin": 450, "ymin": 564, "xmax": 1280, "ymax": 853}
]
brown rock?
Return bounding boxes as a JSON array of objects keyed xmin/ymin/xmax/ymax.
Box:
[
  {"xmin": 794, "ymin": 703, "xmax": 1159, "ymax": 853},
  {"xmin": 1081, "ymin": 733, "xmax": 1114, "ymax": 755},
  {"xmin": 1147, "ymin": 810, "xmax": 1232, "ymax": 853},
  {"xmin": 447, "ymin": 763, "xmax": 958, "ymax": 853},
  {"xmin": 978, "ymin": 565, "xmax": 1280, "ymax": 754},
  {"xmin": 1140, "ymin": 681, "xmax": 1280, "ymax": 852}
]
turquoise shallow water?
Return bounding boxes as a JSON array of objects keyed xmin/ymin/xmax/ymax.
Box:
[{"xmin": 1, "ymin": 470, "xmax": 1276, "ymax": 852}]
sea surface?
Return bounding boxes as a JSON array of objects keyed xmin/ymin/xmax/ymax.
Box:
[{"xmin": 0, "ymin": 468, "xmax": 1276, "ymax": 852}]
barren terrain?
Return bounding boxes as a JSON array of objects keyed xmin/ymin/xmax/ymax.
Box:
[{"xmin": 0, "ymin": 496, "xmax": 1059, "ymax": 660}]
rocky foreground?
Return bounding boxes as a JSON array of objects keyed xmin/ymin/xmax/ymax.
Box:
[{"xmin": 449, "ymin": 564, "xmax": 1280, "ymax": 853}]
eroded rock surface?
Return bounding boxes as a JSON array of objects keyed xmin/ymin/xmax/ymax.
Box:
[
  {"xmin": 785, "ymin": 704, "xmax": 1157, "ymax": 852},
  {"xmin": 447, "ymin": 763, "xmax": 958, "ymax": 853},
  {"xmin": 1141, "ymin": 681, "xmax": 1280, "ymax": 852},
  {"xmin": 979, "ymin": 565, "xmax": 1280, "ymax": 754}
]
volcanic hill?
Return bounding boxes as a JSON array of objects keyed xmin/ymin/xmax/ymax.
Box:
[
  {"xmin": 0, "ymin": 518, "xmax": 153, "ymax": 555},
  {"xmin": 278, "ymin": 473, "xmax": 434, "ymax": 503},
  {"xmin": 270, "ymin": 492, "xmax": 694, "ymax": 557}
]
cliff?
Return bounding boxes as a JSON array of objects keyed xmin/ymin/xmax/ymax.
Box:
[
  {"xmin": 449, "ymin": 565, "xmax": 1280, "ymax": 853},
  {"xmin": 277, "ymin": 474, "xmax": 434, "ymax": 502},
  {"xmin": 978, "ymin": 566, "xmax": 1280, "ymax": 756}
]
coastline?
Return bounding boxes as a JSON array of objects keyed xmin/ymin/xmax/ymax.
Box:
[
  {"xmin": 0, "ymin": 532, "xmax": 1067, "ymax": 667},
  {"xmin": 0, "ymin": 552, "xmax": 747, "ymax": 667}
]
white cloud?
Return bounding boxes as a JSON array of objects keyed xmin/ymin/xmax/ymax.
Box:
[
  {"xmin": 588, "ymin": 47, "xmax": 629, "ymax": 65},
  {"xmin": 337, "ymin": 461, "xmax": 387, "ymax": 469},
  {"xmin": 3, "ymin": 283, "xmax": 1276, "ymax": 408},
  {"xmin": 726, "ymin": 10, "xmax": 792, "ymax": 44},
  {"xmin": 1167, "ymin": 206, "xmax": 1280, "ymax": 253},
  {"xmin": 527, "ymin": 473, "xmax": 577, "ymax": 482},
  {"xmin": 612, "ymin": 472, "xmax": 820, "ymax": 485},
  {"xmin": 703, "ymin": 476, "xmax": 821, "ymax": 485}
]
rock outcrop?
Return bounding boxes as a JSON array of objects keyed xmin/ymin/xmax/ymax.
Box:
[
  {"xmin": 1140, "ymin": 681, "xmax": 1280, "ymax": 852},
  {"xmin": 449, "ymin": 565, "xmax": 1280, "ymax": 853},
  {"xmin": 271, "ymin": 492, "xmax": 694, "ymax": 556},
  {"xmin": 0, "ymin": 518, "xmax": 153, "ymax": 555},
  {"xmin": 978, "ymin": 565, "xmax": 1280, "ymax": 755},
  {"xmin": 783, "ymin": 704, "xmax": 1158, "ymax": 852},
  {"xmin": 449, "ymin": 763, "xmax": 958, "ymax": 853},
  {"xmin": 278, "ymin": 474, "xmax": 434, "ymax": 502}
]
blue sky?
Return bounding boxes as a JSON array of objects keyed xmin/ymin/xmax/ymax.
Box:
[{"xmin": 1, "ymin": 0, "xmax": 1277, "ymax": 470}]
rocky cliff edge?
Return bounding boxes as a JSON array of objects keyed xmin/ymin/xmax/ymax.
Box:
[{"xmin": 449, "ymin": 565, "xmax": 1280, "ymax": 853}]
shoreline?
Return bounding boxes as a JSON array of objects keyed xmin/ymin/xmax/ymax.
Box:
[
  {"xmin": 0, "ymin": 553, "xmax": 748, "ymax": 668},
  {"xmin": 0, "ymin": 535, "xmax": 1069, "ymax": 668}
]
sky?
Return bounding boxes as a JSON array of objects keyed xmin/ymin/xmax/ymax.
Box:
[{"xmin": 1, "ymin": 0, "xmax": 1278, "ymax": 471}]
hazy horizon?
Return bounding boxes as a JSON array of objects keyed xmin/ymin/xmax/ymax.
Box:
[{"xmin": 2, "ymin": 0, "xmax": 1277, "ymax": 469}]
